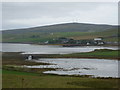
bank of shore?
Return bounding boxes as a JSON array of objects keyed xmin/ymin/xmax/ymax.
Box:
[{"xmin": 2, "ymin": 49, "xmax": 120, "ymax": 62}]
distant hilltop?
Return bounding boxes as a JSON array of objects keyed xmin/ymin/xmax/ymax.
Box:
[{"xmin": 2, "ymin": 23, "xmax": 117, "ymax": 34}]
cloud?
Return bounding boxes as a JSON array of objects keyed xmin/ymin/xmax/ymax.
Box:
[
  {"xmin": 1, "ymin": 2, "xmax": 118, "ymax": 30},
  {"xmin": 7, "ymin": 16, "xmax": 73, "ymax": 26}
]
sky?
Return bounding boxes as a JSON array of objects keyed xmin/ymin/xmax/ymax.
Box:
[{"xmin": 1, "ymin": 2, "xmax": 118, "ymax": 30}]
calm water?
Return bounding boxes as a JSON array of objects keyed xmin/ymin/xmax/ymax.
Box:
[
  {"xmin": 1, "ymin": 43, "xmax": 119, "ymax": 78},
  {"xmin": 1, "ymin": 43, "xmax": 118, "ymax": 54},
  {"xmin": 24, "ymin": 58, "xmax": 119, "ymax": 78}
]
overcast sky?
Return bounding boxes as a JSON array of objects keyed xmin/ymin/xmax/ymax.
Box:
[{"xmin": 1, "ymin": 2, "xmax": 118, "ymax": 30}]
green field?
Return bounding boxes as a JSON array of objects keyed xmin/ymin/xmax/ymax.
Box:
[
  {"xmin": 2, "ymin": 69, "xmax": 119, "ymax": 88},
  {"xmin": 3, "ymin": 69, "xmax": 39, "ymax": 76},
  {"xmin": 60, "ymin": 49, "xmax": 119, "ymax": 59},
  {"xmin": 25, "ymin": 49, "xmax": 119, "ymax": 60},
  {"xmin": 2, "ymin": 29, "xmax": 118, "ymax": 43}
]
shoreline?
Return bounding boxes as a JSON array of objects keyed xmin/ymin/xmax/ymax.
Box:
[
  {"xmin": 1, "ymin": 42, "xmax": 119, "ymax": 47},
  {"xmin": 34, "ymin": 56, "xmax": 119, "ymax": 60},
  {"xmin": 2, "ymin": 50, "xmax": 120, "ymax": 60}
]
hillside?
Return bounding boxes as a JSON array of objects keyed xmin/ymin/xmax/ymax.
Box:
[
  {"xmin": 2, "ymin": 23, "xmax": 118, "ymax": 43},
  {"xmin": 2, "ymin": 23, "xmax": 117, "ymax": 34}
]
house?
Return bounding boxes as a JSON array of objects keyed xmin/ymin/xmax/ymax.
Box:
[
  {"xmin": 57, "ymin": 37, "xmax": 70, "ymax": 44},
  {"xmin": 97, "ymin": 41, "xmax": 104, "ymax": 45},
  {"xmin": 44, "ymin": 41, "xmax": 49, "ymax": 44},
  {"xmin": 28, "ymin": 55, "xmax": 32, "ymax": 60},
  {"xmin": 94, "ymin": 37, "xmax": 102, "ymax": 41}
]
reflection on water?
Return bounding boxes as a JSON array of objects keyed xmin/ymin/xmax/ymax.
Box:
[
  {"xmin": 1, "ymin": 43, "xmax": 118, "ymax": 54},
  {"xmin": 24, "ymin": 58, "xmax": 119, "ymax": 78}
]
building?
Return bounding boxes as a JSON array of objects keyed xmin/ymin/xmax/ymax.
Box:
[
  {"xmin": 28, "ymin": 55, "xmax": 32, "ymax": 60},
  {"xmin": 57, "ymin": 37, "xmax": 70, "ymax": 44},
  {"xmin": 44, "ymin": 41, "xmax": 49, "ymax": 44},
  {"xmin": 94, "ymin": 37, "xmax": 102, "ymax": 41}
]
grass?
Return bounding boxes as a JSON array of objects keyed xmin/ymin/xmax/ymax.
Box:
[
  {"xmin": 62, "ymin": 49, "xmax": 119, "ymax": 59},
  {"xmin": 2, "ymin": 50, "xmax": 119, "ymax": 64},
  {"xmin": 2, "ymin": 52, "xmax": 50, "ymax": 65},
  {"xmin": 2, "ymin": 69, "xmax": 119, "ymax": 88},
  {"xmin": 29, "ymin": 49, "xmax": 119, "ymax": 60},
  {"xmin": 3, "ymin": 69, "xmax": 39, "ymax": 76},
  {"xmin": 2, "ymin": 29, "xmax": 118, "ymax": 43}
]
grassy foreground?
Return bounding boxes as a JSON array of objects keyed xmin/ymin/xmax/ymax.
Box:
[
  {"xmin": 2, "ymin": 69, "xmax": 119, "ymax": 88},
  {"xmin": 2, "ymin": 49, "xmax": 120, "ymax": 88}
]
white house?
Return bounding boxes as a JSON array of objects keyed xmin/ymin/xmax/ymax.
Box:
[
  {"xmin": 44, "ymin": 41, "xmax": 49, "ymax": 44},
  {"xmin": 94, "ymin": 37, "xmax": 102, "ymax": 41},
  {"xmin": 28, "ymin": 55, "xmax": 32, "ymax": 60}
]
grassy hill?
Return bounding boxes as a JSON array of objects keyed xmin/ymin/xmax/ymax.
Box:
[
  {"xmin": 2, "ymin": 23, "xmax": 118, "ymax": 43},
  {"xmin": 3, "ymin": 23, "xmax": 117, "ymax": 33}
]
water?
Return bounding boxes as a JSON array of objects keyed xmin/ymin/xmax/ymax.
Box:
[
  {"xmin": 1, "ymin": 43, "xmax": 119, "ymax": 78},
  {"xmin": 1, "ymin": 43, "xmax": 118, "ymax": 54},
  {"xmin": 24, "ymin": 58, "xmax": 119, "ymax": 78}
]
